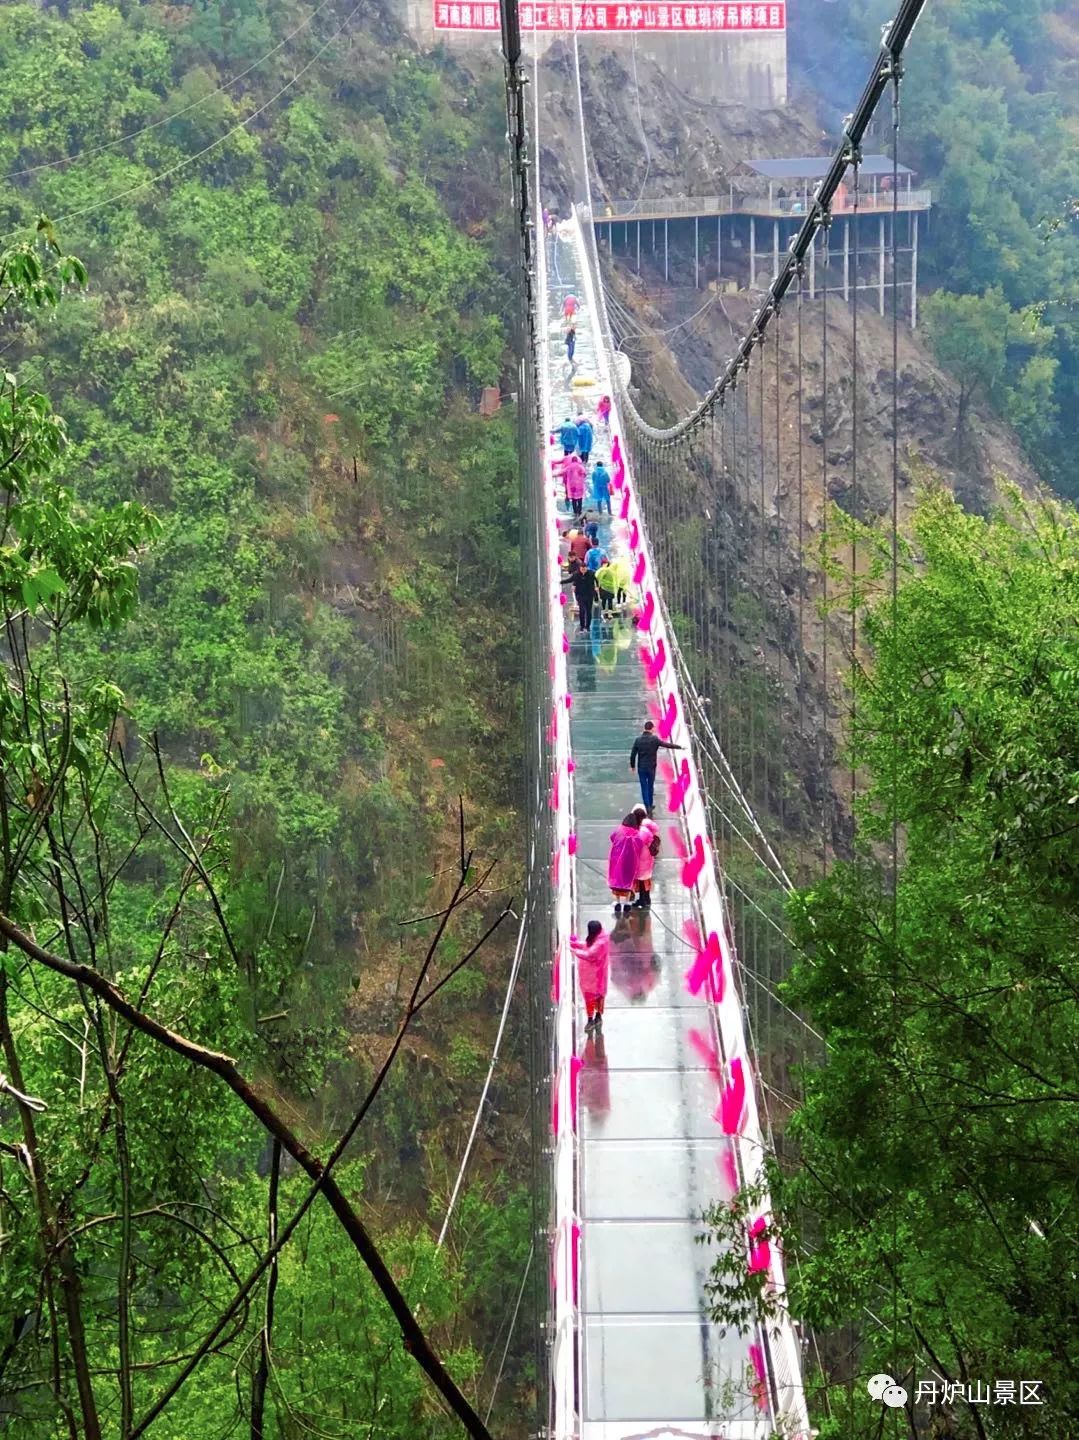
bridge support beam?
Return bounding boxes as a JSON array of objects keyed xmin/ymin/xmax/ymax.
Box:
[
  {"xmin": 717, "ymin": 214, "xmax": 722, "ymax": 284},
  {"xmin": 809, "ymin": 236, "xmax": 815, "ymax": 300},
  {"xmin": 879, "ymin": 215, "xmax": 886, "ymax": 316},
  {"xmin": 911, "ymin": 212, "xmax": 919, "ymax": 329},
  {"xmin": 695, "ymin": 216, "xmax": 699, "ymax": 289},
  {"xmin": 664, "ymin": 218, "xmax": 669, "ymax": 283},
  {"xmin": 773, "ymin": 219, "xmax": 779, "ymax": 282},
  {"xmin": 749, "ymin": 216, "xmax": 756, "ymax": 290},
  {"xmin": 637, "ymin": 220, "xmax": 641, "ymax": 274}
]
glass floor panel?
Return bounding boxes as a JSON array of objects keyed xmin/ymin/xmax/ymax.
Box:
[
  {"xmin": 583, "ymin": 1220, "xmax": 715, "ymax": 1313},
  {"xmin": 579, "ymin": 1068, "xmax": 722, "ymax": 1142},
  {"xmin": 582, "ymin": 1140, "xmax": 735, "ymax": 1219},
  {"xmin": 582, "ymin": 1316, "xmax": 757, "ymax": 1424},
  {"xmin": 582, "ymin": 1006, "xmax": 717, "ymax": 1067}
]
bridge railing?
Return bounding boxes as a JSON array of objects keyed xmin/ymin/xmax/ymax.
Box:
[
  {"xmin": 583, "ymin": 187, "xmax": 931, "ymax": 222},
  {"xmin": 534, "ymin": 179, "xmax": 584, "ymax": 1440}
]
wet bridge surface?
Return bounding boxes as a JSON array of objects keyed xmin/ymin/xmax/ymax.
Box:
[{"xmin": 544, "ymin": 234, "xmax": 764, "ymax": 1440}]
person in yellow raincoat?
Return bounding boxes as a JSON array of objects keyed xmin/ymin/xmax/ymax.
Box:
[
  {"xmin": 596, "ymin": 558, "xmax": 619, "ymax": 616},
  {"xmin": 598, "ymin": 555, "xmax": 634, "ymax": 613}
]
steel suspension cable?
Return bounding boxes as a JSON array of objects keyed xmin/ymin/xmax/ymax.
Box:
[
  {"xmin": 717, "ymin": 397, "xmax": 731, "ymax": 880},
  {"xmin": 774, "ymin": 307, "xmax": 785, "ymax": 843},
  {"xmin": 889, "ymin": 60, "xmax": 904, "ymax": 1398},
  {"xmin": 747, "ymin": 362, "xmax": 761, "ymax": 1013},
  {"xmin": 678, "ymin": 670, "xmax": 795, "ymax": 889},
  {"xmin": 568, "ymin": 0, "xmax": 928, "ymax": 446},
  {"xmin": 820, "ymin": 221, "xmax": 831, "ymax": 876},
  {"xmin": 850, "ymin": 157, "xmax": 861, "ymax": 808},
  {"xmin": 437, "ymin": 900, "xmax": 530, "ymax": 1250},
  {"xmin": 796, "ymin": 266, "xmax": 806, "ymax": 835},
  {"xmin": 483, "ymin": 1242, "xmax": 535, "ymax": 1427},
  {"xmin": 757, "ymin": 339, "xmax": 766, "ymax": 823},
  {"xmin": 771, "ymin": 307, "xmax": 785, "ymax": 1086}
]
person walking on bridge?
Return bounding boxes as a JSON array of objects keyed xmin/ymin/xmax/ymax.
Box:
[
  {"xmin": 630, "ymin": 720, "xmax": 681, "ymax": 816},
  {"xmin": 563, "ymin": 452, "xmax": 587, "ymax": 516},
  {"xmin": 555, "ymin": 416, "xmax": 579, "ymax": 457},
  {"xmin": 591, "ymin": 459, "xmax": 612, "ymax": 515},
  {"xmin": 562, "ymin": 293, "xmax": 579, "ymax": 322},
  {"xmin": 597, "ymin": 559, "xmax": 619, "ymax": 615},
  {"xmin": 584, "ymin": 538, "xmax": 608, "ymax": 574},
  {"xmin": 564, "ymin": 527, "xmax": 590, "ymax": 565},
  {"xmin": 571, "ymin": 921, "xmax": 610, "ymax": 1032},
  {"xmin": 562, "ymin": 556, "xmax": 597, "ymax": 632},
  {"xmin": 597, "ymin": 394, "xmax": 612, "ymax": 431},
  {"xmin": 632, "ymin": 803, "xmax": 661, "ymax": 909},
  {"xmin": 575, "ymin": 413, "xmax": 594, "ymax": 464},
  {"xmin": 565, "ymin": 324, "xmax": 577, "ymax": 365},
  {"xmin": 608, "ymin": 810, "xmax": 645, "ymax": 914}
]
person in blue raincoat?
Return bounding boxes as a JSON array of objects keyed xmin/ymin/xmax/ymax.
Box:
[
  {"xmin": 575, "ymin": 414, "xmax": 594, "ymax": 464},
  {"xmin": 584, "ymin": 540, "xmax": 608, "ymax": 574},
  {"xmin": 591, "ymin": 459, "xmax": 612, "ymax": 515},
  {"xmin": 555, "ymin": 417, "xmax": 579, "ymax": 456}
]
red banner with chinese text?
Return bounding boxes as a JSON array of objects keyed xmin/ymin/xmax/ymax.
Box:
[{"xmin": 434, "ymin": 1, "xmax": 786, "ymax": 30}]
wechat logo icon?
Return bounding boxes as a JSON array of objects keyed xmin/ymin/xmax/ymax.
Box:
[{"xmin": 868, "ymin": 1373, "xmax": 908, "ymax": 1408}]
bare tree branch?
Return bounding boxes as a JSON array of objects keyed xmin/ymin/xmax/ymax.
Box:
[{"xmin": 0, "ymin": 902, "xmax": 505, "ymax": 1440}]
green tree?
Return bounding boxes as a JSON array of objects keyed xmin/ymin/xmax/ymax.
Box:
[
  {"xmin": 765, "ymin": 486, "xmax": 1079, "ymax": 1438},
  {"xmin": 820, "ymin": 0, "xmax": 1079, "ymax": 490},
  {"xmin": 1006, "ymin": 351, "xmax": 1060, "ymax": 453},
  {"xmin": 921, "ymin": 287, "xmax": 1011, "ymax": 453},
  {"xmin": 0, "ymin": 0, "xmax": 531, "ymax": 1430}
]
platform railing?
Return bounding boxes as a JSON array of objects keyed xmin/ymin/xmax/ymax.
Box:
[{"xmin": 583, "ymin": 187, "xmax": 931, "ymax": 222}]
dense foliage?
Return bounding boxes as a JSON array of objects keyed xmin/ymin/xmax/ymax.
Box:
[
  {"xmin": 853, "ymin": 0, "xmax": 1078, "ymax": 490},
  {"xmin": 774, "ymin": 488, "xmax": 1079, "ymax": 1437},
  {"xmin": 0, "ymin": 2, "xmax": 532, "ymax": 1436}
]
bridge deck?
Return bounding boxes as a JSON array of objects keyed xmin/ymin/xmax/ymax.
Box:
[{"xmin": 544, "ymin": 237, "xmax": 767, "ymax": 1439}]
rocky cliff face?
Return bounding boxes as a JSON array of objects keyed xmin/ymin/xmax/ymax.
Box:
[
  {"xmin": 537, "ymin": 37, "xmax": 817, "ymax": 212},
  {"xmin": 537, "ymin": 38, "xmax": 1042, "ymax": 863},
  {"xmin": 612, "ymin": 253, "xmax": 1041, "ymax": 860}
]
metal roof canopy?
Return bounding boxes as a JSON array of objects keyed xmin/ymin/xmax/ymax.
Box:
[{"xmin": 747, "ymin": 154, "xmax": 913, "ymax": 179}]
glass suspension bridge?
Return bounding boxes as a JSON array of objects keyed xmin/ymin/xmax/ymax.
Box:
[{"xmin": 499, "ymin": 0, "xmax": 929, "ymax": 1437}]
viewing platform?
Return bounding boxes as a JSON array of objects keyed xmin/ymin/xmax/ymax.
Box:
[{"xmin": 582, "ymin": 155, "xmax": 931, "ymax": 326}]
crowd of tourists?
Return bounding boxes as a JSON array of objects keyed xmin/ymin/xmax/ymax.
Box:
[{"xmin": 551, "ymin": 366, "xmax": 686, "ymax": 1036}]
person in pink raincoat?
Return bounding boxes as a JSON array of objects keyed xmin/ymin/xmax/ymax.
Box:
[
  {"xmin": 562, "ymin": 293, "xmax": 579, "ymax": 321},
  {"xmin": 607, "ymin": 810, "xmax": 645, "ymax": 914},
  {"xmin": 632, "ymin": 803, "xmax": 661, "ymax": 910},
  {"xmin": 563, "ymin": 452, "xmax": 587, "ymax": 516},
  {"xmin": 597, "ymin": 394, "xmax": 612, "ymax": 431},
  {"xmin": 571, "ymin": 920, "xmax": 610, "ymax": 1032}
]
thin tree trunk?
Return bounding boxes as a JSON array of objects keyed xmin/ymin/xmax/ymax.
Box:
[
  {"xmin": 250, "ymin": 1139, "xmax": 281, "ymax": 1440},
  {"xmin": 98, "ymin": 1012, "xmax": 134, "ymax": 1439},
  {"xmin": 0, "ymin": 911, "xmax": 499, "ymax": 1440},
  {"xmin": 0, "ymin": 973, "xmax": 102, "ymax": 1440}
]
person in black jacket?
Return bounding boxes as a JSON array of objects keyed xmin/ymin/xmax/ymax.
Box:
[
  {"xmin": 629, "ymin": 720, "xmax": 681, "ymax": 815},
  {"xmin": 562, "ymin": 556, "xmax": 597, "ymax": 632}
]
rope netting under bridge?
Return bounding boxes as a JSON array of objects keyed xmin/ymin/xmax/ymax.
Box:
[{"xmin": 495, "ymin": 0, "xmax": 929, "ymax": 1438}]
